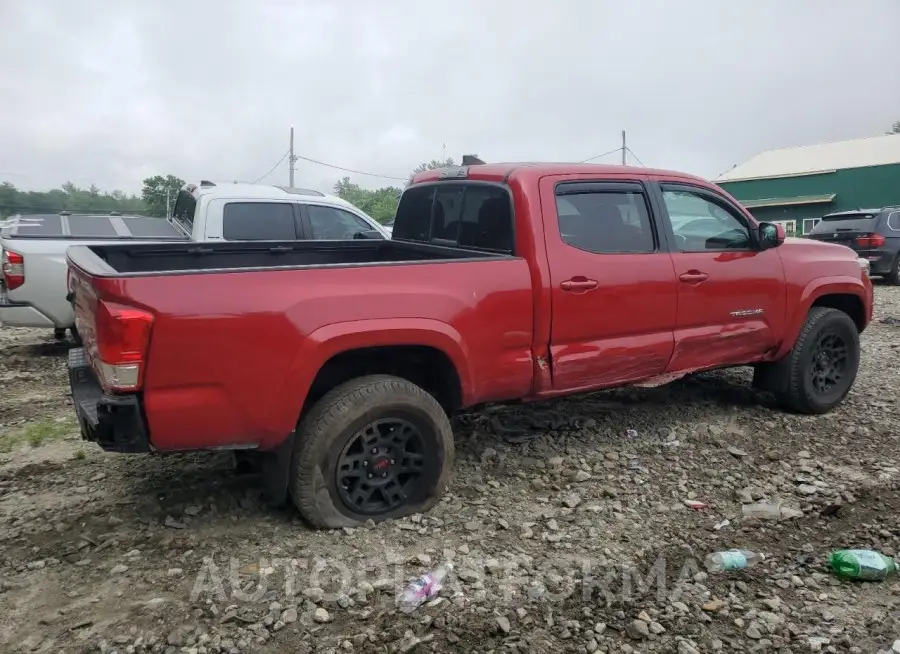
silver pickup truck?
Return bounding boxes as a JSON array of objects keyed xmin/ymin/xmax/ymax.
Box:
[{"xmin": 0, "ymin": 181, "xmax": 389, "ymax": 340}]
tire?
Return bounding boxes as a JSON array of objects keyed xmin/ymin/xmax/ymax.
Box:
[
  {"xmin": 774, "ymin": 307, "xmax": 860, "ymax": 415},
  {"xmin": 290, "ymin": 374, "xmax": 454, "ymax": 529},
  {"xmin": 886, "ymin": 255, "xmax": 900, "ymax": 285}
]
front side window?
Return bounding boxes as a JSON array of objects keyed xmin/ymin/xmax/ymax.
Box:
[
  {"xmin": 555, "ymin": 189, "xmax": 655, "ymax": 254},
  {"xmin": 222, "ymin": 202, "xmax": 297, "ymax": 240},
  {"xmin": 661, "ymin": 188, "xmax": 751, "ymax": 251},
  {"xmin": 307, "ymin": 205, "xmax": 374, "ymax": 239}
]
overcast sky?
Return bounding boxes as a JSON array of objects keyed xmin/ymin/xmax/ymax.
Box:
[{"xmin": 1, "ymin": 0, "xmax": 898, "ymax": 195}]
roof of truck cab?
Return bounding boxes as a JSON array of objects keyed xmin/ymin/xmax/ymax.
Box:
[
  {"xmin": 409, "ymin": 162, "xmax": 709, "ymax": 185},
  {"xmin": 183, "ymin": 182, "xmax": 354, "ymax": 207}
]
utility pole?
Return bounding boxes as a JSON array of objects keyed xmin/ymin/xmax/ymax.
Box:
[
  {"xmin": 289, "ymin": 126, "xmax": 295, "ymax": 187},
  {"xmin": 165, "ymin": 187, "xmax": 171, "ymax": 218},
  {"xmin": 621, "ymin": 130, "xmax": 627, "ymax": 166}
]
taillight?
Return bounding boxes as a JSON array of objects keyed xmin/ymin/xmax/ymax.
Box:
[
  {"xmin": 1, "ymin": 250, "xmax": 25, "ymax": 290},
  {"xmin": 93, "ymin": 301, "xmax": 154, "ymax": 392},
  {"xmin": 856, "ymin": 233, "xmax": 885, "ymax": 248}
]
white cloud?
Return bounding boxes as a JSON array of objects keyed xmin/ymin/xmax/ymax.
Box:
[{"xmin": 0, "ymin": 0, "xmax": 897, "ymax": 194}]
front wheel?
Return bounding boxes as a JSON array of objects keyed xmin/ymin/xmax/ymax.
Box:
[
  {"xmin": 774, "ymin": 307, "xmax": 860, "ymax": 414},
  {"xmin": 290, "ymin": 375, "xmax": 454, "ymax": 528}
]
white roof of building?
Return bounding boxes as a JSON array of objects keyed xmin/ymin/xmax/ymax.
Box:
[{"xmin": 716, "ymin": 133, "xmax": 900, "ymax": 183}]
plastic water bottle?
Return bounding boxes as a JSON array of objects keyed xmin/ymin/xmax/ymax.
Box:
[
  {"xmin": 829, "ymin": 549, "xmax": 898, "ymax": 581},
  {"xmin": 704, "ymin": 549, "xmax": 764, "ymax": 572},
  {"xmin": 397, "ymin": 562, "xmax": 453, "ymax": 613}
]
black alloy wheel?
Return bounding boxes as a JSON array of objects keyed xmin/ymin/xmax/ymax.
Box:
[
  {"xmin": 809, "ymin": 332, "xmax": 848, "ymax": 396},
  {"xmin": 335, "ymin": 417, "xmax": 429, "ymax": 515}
]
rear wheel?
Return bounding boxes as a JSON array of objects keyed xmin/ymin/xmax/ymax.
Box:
[
  {"xmin": 290, "ymin": 375, "xmax": 454, "ymax": 528},
  {"xmin": 886, "ymin": 255, "xmax": 900, "ymax": 285},
  {"xmin": 774, "ymin": 307, "xmax": 859, "ymax": 414}
]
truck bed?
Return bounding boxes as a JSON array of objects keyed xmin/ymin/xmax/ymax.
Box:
[
  {"xmin": 1, "ymin": 213, "xmax": 186, "ymax": 241},
  {"xmin": 68, "ymin": 239, "xmax": 510, "ymax": 276}
]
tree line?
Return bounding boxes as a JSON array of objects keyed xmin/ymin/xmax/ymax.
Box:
[{"xmin": 0, "ymin": 158, "xmax": 457, "ymax": 222}]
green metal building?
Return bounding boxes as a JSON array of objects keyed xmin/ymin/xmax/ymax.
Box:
[{"xmin": 715, "ymin": 134, "xmax": 900, "ymax": 236}]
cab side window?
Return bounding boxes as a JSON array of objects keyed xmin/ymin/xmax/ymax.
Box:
[
  {"xmin": 222, "ymin": 202, "xmax": 298, "ymax": 240},
  {"xmin": 661, "ymin": 186, "xmax": 752, "ymax": 251},
  {"xmin": 555, "ymin": 184, "xmax": 656, "ymax": 254},
  {"xmin": 307, "ymin": 205, "xmax": 374, "ymax": 239}
]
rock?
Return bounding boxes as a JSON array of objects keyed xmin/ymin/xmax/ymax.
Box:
[
  {"xmin": 110, "ymin": 564, "xmax": 128, "ymax": 575},
  {"xmin": 625, "ymin": 619, "xmax": 649, "ymax": 640},
  {"xmin": 496, "ymin": 616, "xmax": 511, "ymax": 633},
  {"xmin": 727, "ymin": 446, "xmax": 749, "ymax": 458},
  {"xmin": 649, "ymin": 621, "xmax": 665, "ymax": 635},
  {"xmin": 891, "ymin": 639, "xmax": 900, "ymax": 654},
  {"xmin": 303, "ymin": 588, "xmax": 324, "ymax": 603},
  {"xmin": 745, "ymin": 623, "xmax": 763, "ymax": 639},
  {"xmin": 184, "ymin": 505, "xmax": 202, "ymax": 516},
  {"xmin": 167, "ymin": 627, "xmax": 188, "ymax": 647},
  {"xmin": 574, "ymin": 471, "xmax": 592, "ymax": 482},
  {"xmin": 167, "ymin": 568, "xmax": 183, "ymax": 577},
  {"xmin": 702, "ymin": 599, "xmax": 726, "ymax": 612},
  {"xmin": 313, "ymin": 608, "xmax": 331, "ymax": 624},
  {"xmin": 678, "ymin": 642, "xmax": 701, "ymax": 654},
  {"xmin": 281, "ymin": 608, "xmax": 298, "ymax": 624},
  {"xmin": 563, "ymin": 493, "xmax": 581, "ymax": 508},
  {"xmin": 20, "ymin": 634, "xmax": 44, "ymax": 651},
  {"xmin": 164, "ymin": 516, "xmax": 186, "ymax": 529}
]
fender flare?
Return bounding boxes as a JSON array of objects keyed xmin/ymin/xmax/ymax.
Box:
[
  {"xmin": 283, "ymin": 317, "xmax": 474, "ymax": 417},
  {"xmin": 775, "ymin": 276, "xmax": 867, "ymax": 360}
]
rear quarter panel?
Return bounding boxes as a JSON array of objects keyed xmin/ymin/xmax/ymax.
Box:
[
  {"xmin": 102, "ymin": 259, "xmax": 534, "ymax": 451},
  {"xmin": 1, "ymin": 237, "xmax": 76, "ymax": 327}
]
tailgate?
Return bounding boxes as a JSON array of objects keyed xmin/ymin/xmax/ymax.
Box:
[{"xmin": 808, "ymin": 214, "xmax": 879, "ymax": 255}]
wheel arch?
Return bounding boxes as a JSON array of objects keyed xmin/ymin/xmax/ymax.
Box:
[{"xmin": 285, "ymin": 318, "xmax": 472, "ymax": 425}]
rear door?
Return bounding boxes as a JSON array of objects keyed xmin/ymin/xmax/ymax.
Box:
[
  {"xmin": 652, "ymin": 180, "xmax": 786, "ymax": 372},
  {"xmin": 203, "ymin": 200, "xmax": 303, "ymax": 241},
  {"xmin": 540, "ymin": 175, "xmax": 678, "ymax": 391}
]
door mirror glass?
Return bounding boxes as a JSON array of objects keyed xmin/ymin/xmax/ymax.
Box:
[{"xmin": 758, "ymin": 222, "xmax": 785, "ymax": 250}]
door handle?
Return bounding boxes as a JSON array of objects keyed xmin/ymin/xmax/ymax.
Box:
[
  {"xmin": 679, "ymin": 271, "xmax": 709, "ymax": 283},
  {"xmin": 560, "ymin": 277, "xmax": 599, "ymax": 291}
]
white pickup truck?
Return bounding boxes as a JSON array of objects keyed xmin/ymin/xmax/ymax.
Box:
[{"xmin": 0, "ymin": 181, "xmax": 388, "ymax": 340}]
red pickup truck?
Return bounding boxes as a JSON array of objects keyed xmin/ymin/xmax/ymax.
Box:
[{"xmin": 66, "ymin": 162, "xmax": 873, "ymax": 528}]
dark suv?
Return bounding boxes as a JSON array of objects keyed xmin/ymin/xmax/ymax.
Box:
[{"xmin": 808, "ymin": 207, "xmax": 900, "ymax": 283}]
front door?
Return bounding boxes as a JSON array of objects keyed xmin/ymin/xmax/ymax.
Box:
[
  {"xmin": 541, "ymin": 176, "xmax": 679, "ymax": 391},
  {"xmin": 654, "ymin": 181, "xmax": 787, "ymax": 373}
]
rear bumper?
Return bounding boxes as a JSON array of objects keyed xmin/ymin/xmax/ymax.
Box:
[{"xmin": 68, "ymin": 348, "xmax": 151, "ymax": 453}]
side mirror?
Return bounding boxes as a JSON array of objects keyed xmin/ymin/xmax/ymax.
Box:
[
  {"xmin": 353, "ymin": 230, "xmax": 385, "ymax": 240},
  {"xmin": 758, "ymin": 222, "xmax": 785, "ymax": 250}
]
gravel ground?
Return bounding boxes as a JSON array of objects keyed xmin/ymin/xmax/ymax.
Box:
[{"xmin": 2, "ymin": 286, "xmax": 900, "ymax": 654}]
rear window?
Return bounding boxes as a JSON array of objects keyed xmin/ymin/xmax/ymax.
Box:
[
  {"xmin": 392, "ymin": 183, "xmax": 514, "ymax": 252},
  {"xmin": 811, "ymin": 213, "xmax": 877, "ymax": 233},
  {"xmin": 171, "ymin": 191, "xmax": 197, "ymax": 232},
  {"xmin": 222, "ymin": 202, "xmax": 297, "ymax": 240}
]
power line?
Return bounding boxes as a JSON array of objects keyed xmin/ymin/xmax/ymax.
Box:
[
  {"xmin": 580, "ymin": 147, "xmax": 623, "ymax": 163},
  {"xmin": 293, "ymin": 154, "xmax": 406, "ymax": 181},
  {"xmin": 626, "ymin": 147, "xmax": 646, "ymax": 167},
  {"xmin": 252, "ymin": 151, "xmax": 290, "ymax": 184}
]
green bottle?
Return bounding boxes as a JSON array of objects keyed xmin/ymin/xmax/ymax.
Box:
[{"xmin": 829, "ymin": 549, "xmax": 898, "ymax": 581}]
